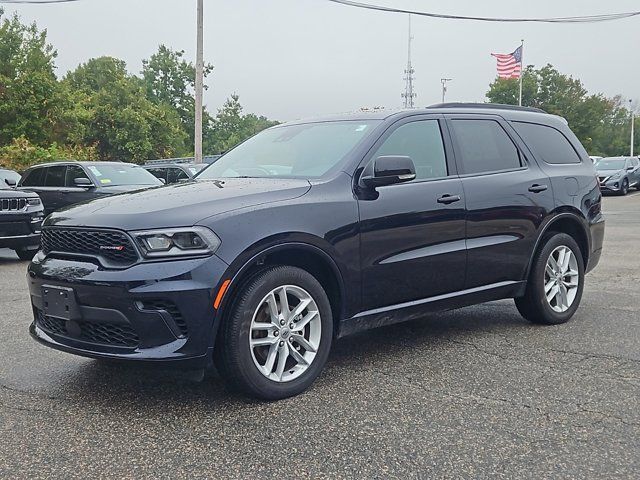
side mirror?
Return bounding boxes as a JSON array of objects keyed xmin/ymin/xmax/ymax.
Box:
[
  {"xmin": 74, "ymin": 177, "xmax": 94, "ymax": 188},
  {"xmin": 159, "ymin": 178, "xmax": 166, "ymax": 184},
  {"xmin": 4, "ymin": 178, "xmax": 17, "ymax": 187},
  {"xmin": 361, "ymin": 156, "xmax": 416, "ymax": 189},
  {"xmin": 627, "ymin": 166, "xmax": 635, "ymax": 171}
]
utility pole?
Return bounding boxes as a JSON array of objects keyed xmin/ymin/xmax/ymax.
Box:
[
  {"xmin": 441, "ymin": 78, "xmax": 452, "ymax": 103},
  {"xmin": 518, "ymin": 39, "xmax": 524, "ymax": 106},
  {"xmin": 401, "ymin": 14, "xmax": 416, "ymax": 109},
  {"xmin": 630, "ymin": 99, "xmax": 635, "ymax": 157},
  {"xmin": 194, "ymin": 0, "xmax": 204, "ymax": 163}
]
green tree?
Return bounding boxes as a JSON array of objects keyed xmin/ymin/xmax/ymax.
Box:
[
  {"xmin": 0, "ymin": 9, "xmax": 66, "ymax": 146},
  {"xmin": 64, "ymin": 57, "xmax": 188, "ymax": 162},
  {"xmin": 207, "ymin": 94, "xmax": 278, "ymax": 154},
  {"xmin": 486, "ymin": 64, "xmax": 634, "ymax": 156},
  {"xmin": 142, "ymin": 45, "xmax": 214, "ymax": 151}
]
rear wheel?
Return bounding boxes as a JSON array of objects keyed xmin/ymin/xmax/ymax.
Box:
[
  {"xmin": 215, "ymin": 266, "xmax": 333, "ymax": 400},
  {"xmin": 515, "ymin": 233, "xmax": 584, "ymax": 325}
]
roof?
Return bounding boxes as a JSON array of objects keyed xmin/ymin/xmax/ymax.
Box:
[
  {"xmin": 23, "ymin": 161, "xmax": 138, "ymax": 169},
  {"xmin": 282, "ymin": 103, "xmax": 561, "ymax": 126}
]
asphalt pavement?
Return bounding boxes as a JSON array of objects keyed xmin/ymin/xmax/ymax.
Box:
[{"xmin": 1, "ymin": 192, "xmax": 638, "ymax": 479}]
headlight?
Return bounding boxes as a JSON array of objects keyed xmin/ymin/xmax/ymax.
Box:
[
  {"xmin": 27, "ymin": 198, "xmax": 41, "ymax": 206},
  {"xmin": 609, "ymin": 172, "xmax": 622, "ymax": 180},
  {"xmin": 131, "ymin": 227, "xmax": 221, "ymax": 258}
]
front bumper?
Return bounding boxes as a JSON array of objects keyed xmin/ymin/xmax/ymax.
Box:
[
  {"xmin": 598, "ymin": 176, "xmax": 624, "ymax": 192},
  {"xmin": 0, "ymin": 212, "xmax": 42, "ymax": 249},
  {"xmin": 28, "ymin": 253, "xmax": 229, "ymax": 367}
]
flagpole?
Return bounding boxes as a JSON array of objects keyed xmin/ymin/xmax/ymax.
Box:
[{"xmin": 518, "ymin": 39, "xmax": 524, "ymax": 106}]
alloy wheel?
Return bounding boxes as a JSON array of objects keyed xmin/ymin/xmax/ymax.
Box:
[
  {"xmin": 544, "ymin": 245, "xmax": 580, "ymax": 313},
  {"xmin": 249, "ymin": 285, "xmax": 321, "ymax": 382}
]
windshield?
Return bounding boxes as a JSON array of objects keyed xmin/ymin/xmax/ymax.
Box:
[
  {"xmin": 197, "ymin": 121, "xmax": 380, "ymax": 179},
  {"xmin": 85, "ymin": 164, "xmax": 162, "ymax": 187},
  {"xmin": 596, "ymin": 158, "xmax": 626, "ymax": 170}
]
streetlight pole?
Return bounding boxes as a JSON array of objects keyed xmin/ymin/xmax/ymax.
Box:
[
  {"xmin": 194, "ymin": 0, "xmax": 204, "ymax": 164},
  {"xmin": 441, "ymin": 78, "xmax": 452, "ymax": 103},
  {"xmin": 630, "ymin": 99, "xmax": 635, "ymax": 157}
]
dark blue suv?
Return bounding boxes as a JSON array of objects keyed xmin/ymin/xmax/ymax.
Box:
[{"xmin": 27, "ymin": 104, "xmax": 604, "ymax": 400}]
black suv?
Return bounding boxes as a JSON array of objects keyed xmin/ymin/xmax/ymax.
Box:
[
  {"xmin": 27, "ymin": 104, "xmax": 604, "ymax": 400},
  {"xmin": 19, "ymin": 161, "xmax": 162, "ymax": 215},
  {"xmin": 0, "ymin": 182, "xmax": 44, "ymax": 260},
  {"xmin": 144, "ymin": 161, "xmax": 208, "ymax": 184}
]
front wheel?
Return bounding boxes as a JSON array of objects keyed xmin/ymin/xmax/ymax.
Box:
[
  {"xmin": 15, "ymin": 248, "xmax": 37, "ymax": 261},
  {"xmin": 215, "ymin": 266, "xmax": 333, "ymax": 400},
  {"xmin": 620, "ymin": 178, "xmax": 629, "ymax": 195},
  {"xmin": 515, "ymin": 233, "xmax": 585, "ymax": 325}
]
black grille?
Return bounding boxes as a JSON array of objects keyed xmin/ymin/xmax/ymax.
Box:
[
  {"xmin": 80, "ymin": 322, "xmax": 139, "ymax": 347},
  {"xmin": 0, "ymin": 221, "xmax": 31, "ymax": 237},
  {"xmin": 141, "ymin": 300, "xmax": 188, "ymax": 337},
  {"xmin": 40, "ymin": 228, "xmax": 138, "ymax": 266},
  {"xmin": 36, "ymin": 310, "xmax": 139, "ymax": 348},
  {"xmin": 0, "ymin": 198, "xmax": 27, "ymax": 211}
]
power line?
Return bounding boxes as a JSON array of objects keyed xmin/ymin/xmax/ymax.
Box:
[
  {"xmin": 325, "ymin": 0, "xmax": 640, "ymax": 24},
  {"xmin": 0, "ymin": 1, "xmax": 81, "ymax": 4}
]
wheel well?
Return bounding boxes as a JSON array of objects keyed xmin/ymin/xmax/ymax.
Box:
[
  {"xmin": 545, "ymin": 216, "xmax": 590, "ymax": 266},
  {"xmin": 233, "ymin": 248, "xmax": 344, "ymax": 334}
]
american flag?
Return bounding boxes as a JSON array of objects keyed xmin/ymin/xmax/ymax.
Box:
[{"xmin": 491, "ymin": 46, "xmax": 523, "ymax": 79}]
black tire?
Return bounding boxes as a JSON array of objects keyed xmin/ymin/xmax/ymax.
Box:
[
  {"xmin": 215, "ymin": 266, "xmax": 333, "ymax": 400},
  {"xmin": 15, "ymin": 248, "xmax": 37, "ymax": 261},
  {"xmin": 515, "ymin": 233, "xmax": 585, "ymax": 325},
  {"xmin": 620, "ymin": 178, "xmax": 629, "ymax": 195}
]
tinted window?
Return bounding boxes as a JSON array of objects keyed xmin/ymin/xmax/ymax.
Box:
[
  {"xmin": 44, "ymin": 166, "xmax": 67, "ymax": 187},
  {"xmin": 513, "ymin": 122, "xmax": 581, "ymax": 164},
  {"xmin": 167, "ymin": 168, "xmax": 189, "ymax": 183},
  {"xmin": 146, "ymin": 167, "xmax": 167, "ymax": 182},
  {"xmin": 20, "ymin": 168, "xmax": 46, "ymax": 187},
  {"xmin": 451, "ymin": 119, "xmax": 522, "ymax": 174},
  {"xmin": 65, "ymin": 165, "xmax": 90, "ymax": 187},
  {"xmin": 373, "ymin": 120, "xmax": 448, "ymax": 180}
]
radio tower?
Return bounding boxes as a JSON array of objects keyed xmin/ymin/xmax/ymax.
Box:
[{"xmin": 401, "ymin": 14, "xmax": 416, "ymax": 109}]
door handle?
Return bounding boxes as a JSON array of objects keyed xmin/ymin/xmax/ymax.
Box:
[
  {"xmin": 528, "ymin": 184, "xmax": 548, "ymax": 193},
  {"xmin": 437, "ymin": 194, "xmax": 462, "ymax": 205}
]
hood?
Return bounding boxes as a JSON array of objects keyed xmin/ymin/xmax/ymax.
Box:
[
  {"xmin": 0, "ymin": 187, "xmax": 39, "ymax": 199},
  {"xmin": 45, "ymin": 178, "xmax": 311, "ymax": 230},
  {"xmin": 596, "ymin": 169, "xmax": 623, "ymax": 176}
]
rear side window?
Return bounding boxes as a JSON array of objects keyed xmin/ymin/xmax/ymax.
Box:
[
  {"xmin": 168, "ymin": 168, "xmax": 189, "ymax": 183},
  {"xmin": 44, "ymin": 165, "xmax": 67, "ymax": 187},
  {"xmin": 20, "ymin": 167, "xmax": 46, "ymax": 187},
  {"xmin": 451, "ymin": 119, "xmax": 522, "ymax": 175},
  {"xmin": 513, "ymin": 122, "xmax": 581, "ymax": 164},
  {"xmin": 146, "ymin": 167, "xmax": 167, "ymax": 182},
  {"xmin": 373, "ymin": 120, "xmax": 448, "ymax": 180}
]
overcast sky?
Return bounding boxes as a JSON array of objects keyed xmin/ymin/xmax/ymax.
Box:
[{"xmin": 3, "ymin": 0, "xmax": 639, "ymax": 121}]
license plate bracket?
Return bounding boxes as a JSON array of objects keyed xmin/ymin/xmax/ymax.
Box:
[{"xmin": 42, "ymin": 285, "xmax": 80, "ymax": 321}]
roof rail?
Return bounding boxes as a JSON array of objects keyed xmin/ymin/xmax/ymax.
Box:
[
  {"xmin": 429, "ymin": 102, "xmax": 547, "ymax": 114},
  {"xmin": 145, "ymin": 155, "xmax": 222, "ymax": 166}
]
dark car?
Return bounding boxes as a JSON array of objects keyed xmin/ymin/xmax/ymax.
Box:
[
  {"xmin": 0, "ymin": 182, "xmax": 44, "ymax": 260},
  {"xmin": 18, "ymin": 161, "xmax": 162, "ymax": 215},
  {"xmin": 144, "ymin": 161, "xmax": 208, "ymax": 184},
  {"xmin": 1, "ymin": 168, "xmax": 21, "ymax": 187},
  {"xmin": 595, "ymin": 156, "xmax": 640, "ymax": 195},
  {"xmin": 27, "ymin": 104, "xmax": 604, "ymax": 400}
]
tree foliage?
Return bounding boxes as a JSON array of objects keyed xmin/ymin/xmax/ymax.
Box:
[
  {"xmin": 487, "ymin": 65, "xmax": 636, "ymax": 156},
  {"xmin": 0, "ymin": 11, "xmax": 278, "ymax": 170}
]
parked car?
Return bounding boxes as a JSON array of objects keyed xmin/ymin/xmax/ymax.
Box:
[
  {"xmin": 18, "ymin": 161, "xmax": 163, "ymax": 215},
  {"xmin": 595, "ymin": 156, "xmax": 640, "ymax": 195},
  {"xmin": 0, "ymin": 181, "xmax": 44, "ymax": 260},
  {"xmin": 28, "ymin": 104, "xmax": 604, "ymax": 400},
  {"xmin": 144, "ymin": 161, "xmax": 208, "ymax": 184},
  {"xmin": 0, "ymin": 168, "xmax": 21, "ymax": 187}
]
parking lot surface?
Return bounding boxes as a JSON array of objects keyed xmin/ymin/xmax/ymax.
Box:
[{"xmin": 1, "ymin": 193, "xmax": 638, "ymax": 479}]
